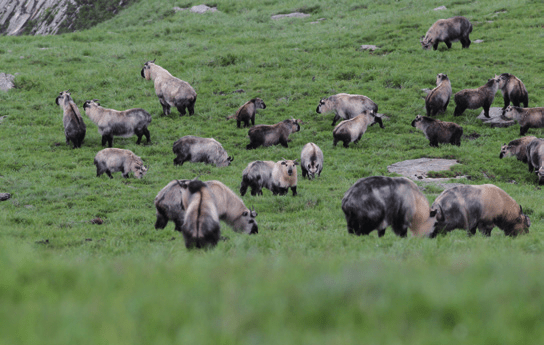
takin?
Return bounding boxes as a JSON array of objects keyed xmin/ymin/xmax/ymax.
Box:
[
  {"xmin": 429, "ymin": 184, "xmax": 531, "ymax": 237},
  {"xmin": 83, "ymin": 100, "xmax": 151, "ymax": 147},
  {"xmin": 300, "ymin": 142, "xmax": 323, "ymax": 179},
  {"xmin": 499, "ymin": 136, "xmax": 537, "ymax": 163},
  {"xmin": 172, "ymin": 135, "xmax": 233, "ymax": 167},
  {"xmin": 246, "ymin": 118, "xmax": 301, "ymax": 150},
  {"xmin": 226, "ymin": 98, "xmax": 266, "ymax": 128},
  {"xmin": 239, "ymin": 160, "xmax": 276, "ymax": 196},
  {"xmin": 503, "ymin": 105, "xmax": 544, "ymax": 136},
  {"xmin": 154, "ymin": 180, "xmax": 258, "ymax": 234},
  {"xmin": 425, "ymin": 73, "xmax": 452, "ymax": 116},
  {"xmin": 411, "ymin": 115, "xmax": 463, "ymax": 147},
  {"xmin": 341, "ymin": 176, "xmax": 435, "ymax": 237},
  {"xmin": 179, "ymin": 179, "xmax": 221, "ymax": 249},
  {"xmin": 420, "ymin": 16, "xmax": 472, "ymax": 50},
  {"xmin": 316, "ymin": 93, "xmax": 378, "ymax": 126},
  {"xmin": 141, "ymin": 60, "xmax": 197, "ymax": 116},
  {"xmin": 332, "ymin": 110, "xmax": 384, "ymax": 148},
  {"xmin": 526, "ymin": 138, "xmax": 544, "ymax": 184},
  {"xmin": 94, "ymin": 148, "xmax": 147, "ymax": 179},
  {"xmin": 453, "ymin": 77, "xmax": 500, "ymax": 118},
  {"xmin": 271, "ymin": 159, "xmax": 298, "ymax": 196},
  {"xmin": 56, "ymin": 90, "xmax": 86, "ymax": 148},
  {"xmin": 496, "ymin": 73, "xmax": 529, "ymax": 112}
]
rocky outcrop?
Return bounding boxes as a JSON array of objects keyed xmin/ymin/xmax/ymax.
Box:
[{"xmin": 0, "ymin": 73, "xmax": 15, "ymax": 91}]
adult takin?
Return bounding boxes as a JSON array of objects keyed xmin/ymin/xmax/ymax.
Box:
[
  {"xmin": 173, "ymin": 135, "xmax": 233, "ymax": 167},
  {"xmin": 141, "ymin": 60, "xmax": 197, "ymax": 116},
  {"xmin": 411, "ymin": 115, "xmax": 463, "ymax": 147},
  {"xmin": 83, "ymin": 100, "xmax": 151, "ymax": 147},
  {"xmin": 332, "ymin": 110, "xmax": 384, "ymax": 148},
  {"xmin": 499, "ymin": 136, "xmax": 536, "ymax": 163},
  {"xmin": 239, "ymin": 160, "xmax": 276, "ymax": 196},
  {"xmin": 206, "ymin": 180, "xmax": 258, "ymax": 234},
  {"xmin": 526, "ymin": 138, "xmax": 544, "ymax": 184},
  {"xmin": 94, "ymin": 148, "xmax": 147, "ymax": 179},
  {"xmin": 503, "ymin": 105, "xmax": 544, "ymax": 136},
  {"xmin": 341, "ymin": 176, "xmax": 435, "ymax": 237},
  {"xmin": 226, "ymin": 98, "xmax": 266, "ymax": 128},
  {"xmin": 271, "ymin": 159, "xmax": 298, "ymax": 196},
  {"xmin": 154, "ymin": 179, "xmax": 190, "ymax": 232},
  {"xmin": 453, "ymin": 77, "xmax": 500, "ymax": 118},
  {"xmin": 430, "ymin": 184, "xmax": 530, "ymax": 237},
  {"xmin": 246, "ymin": 118, "xmax": 301, "ymax": 150},
  {"xmin": 179, "ymin": 179, "xmax": 221, "ymax": 249},
  {"xmin": 316, "ymin": 93, "xmax": 378, "ymax": 126},
  {"xmin": 496, "ymin": 73, "xmax": 528, "ymax": 112},
  {"xmin": 55, "ymin": 90, "xmax": 86, "ymax": 148},
  {"xmin": 300, "ymin": 142, "xmax": 323, "ymax": 179},
  {"xmin": 425, "ymin": 73, "xmax": 452, "ymax": 116},
  {"xmin": 420, "ymin": 16, "xmax": 472, "ymax": 50}
]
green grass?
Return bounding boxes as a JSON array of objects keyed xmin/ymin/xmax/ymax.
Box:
[{"xmin": 2, "ymin": 0, "xmax": 544, "ymax": 343}]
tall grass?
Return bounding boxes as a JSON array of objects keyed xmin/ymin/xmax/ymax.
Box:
[{"xmin": 1, "ymin": 0, "xmax": 544, "ymax": 343}]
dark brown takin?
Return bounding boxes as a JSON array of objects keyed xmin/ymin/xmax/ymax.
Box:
[
  {"xmin": 56, "ymin": 90, "xmax": 86, "ymax": 148},
  {"xmin": 453, "ymin": 77, "xmax": 500, "ymax": 118},
  {"xmin": 226, "ymin": 98, "xmax": 266, "ymax": 128},
  {"xmin": 411, "ymin": 115, "xmax": 463, "ymax": 147},
  {"xmin": 495, "ymin": 73, "xmax": 528, "ymax": 113},
  {"xmin": 420, "ymin": 16, "xmax": 472, "ymax": 50},
  {"xmin": 246, "ymin": 119, "xmax": 301, "ymax": 149},
  {"xmin": 425, "ymin": 73, "xmax": 452, "ymax": 116},
  {"xmin": 430, "ymin": 184, "xmax": 530, "ymax": 237}
]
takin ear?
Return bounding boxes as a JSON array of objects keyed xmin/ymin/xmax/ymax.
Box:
[
  {"xmin": 152, "ymin": 58, "xmax": 156, "ymax": 63},
  {"xmin": 55, "ymin": 96, "xmax": 60, "ymax": 105},
  {"xmin": 251, "ymin": 205, "xmax": 258, "ymax": 217},
  {"xmin": 228, "ymin": 156, "xmax": 234, "ymax": 162},
  {"xmin": 176, "ymin": 179, "xmax": 188, "ymax": 189},
  {"xmin": 293, "ymin": 160, "xmax": 299, "ymax": 166}
]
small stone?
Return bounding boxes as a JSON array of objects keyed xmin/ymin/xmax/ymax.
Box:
[
  {"xmin": 190, "ymin": 5, "xmax": 218, "ymax": 14},
  {"xmin": 271, "ymin": 12, "xmax": 310, "ymax": 20},
  {"xmin": 173, "ymin": 6, "xmax": 186, "ymax": 12},
  {"xmin": 434, "ymin": 6, "xmax": 447, "ymax": 10},
  {"xmin": 360, "ymin": 45, "xmax": 378, "ymax": 51},
  {"xmin": 474, "ymin": 39, "xmax": 484, "ymax": 43},
  {"xmin": 0, "ymin": 193, "xmax": 11, "ymax": 201}
]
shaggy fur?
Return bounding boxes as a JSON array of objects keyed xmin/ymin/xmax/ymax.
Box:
[
  {"xmin": 333, "ymin": 110, "xmax": 384, "ymax": 148},
  {"xmin": 496, "ymin": 73, "xmax": 529, "ymax": 112},
  {"xmin": 526, "ymin": 139, "xmax": 544, "ymax": 184},
  {"xmin": 94, "ymin": 148, "xmax": 147, "ymax": 179},
  {"xmin": 172, "ymin": 135, "xmax": 233, "ymax": 167},
  {"xmin": 420, "ymin": 16, "xmax": 472, "ymax": 50},
  {"xmin": 499, "ymin": 136, "xmax": 537, "ymax": 163},
  {"xmin": 246, "ymin": 119, "xmax": 301, "ymax": 149},
  {"xmin": 430, "ymin": 184, "xmax": 531, "ymax": 237},
  {"xmin": 227, "ymin": 98, "xmax": 266, "ymax": 128},
  {"xmin": 239, "ymin": 160, "xmax": 276, "ymax": 196},
  {"xmin": 316, "ymin": 93, "xmax": 378, "ymax": 126},
  {"xmin": 271, "ymin": 159, "xmax": 298, "ymax": 196},
  {"xmin": 453, "ymin": 77, "xmax": 500, "ymax": 118},
  {"xmin": 425, "ymin": 73, "xmax": 452, "ymax": 116},
  {"xmin": 503, "ymin": 105, "xmax": 544, "ymax": 136},
  {"xmin": 411, "ymin": 115, "xmax": 463, "ymax": 147},
  {"xmin": 300, "ymin": 142, "xmax": 324, "ymax": 179},
  {"xmin": 56, "ymin": 91, "xmax": 86, "ymax": 148},
  {"xmin": 154, "ymin": 179, "xmax": 190, "ymax": 232}
]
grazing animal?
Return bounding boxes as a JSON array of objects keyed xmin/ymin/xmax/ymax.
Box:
[
  {"xmin": 430, "ymin": 184, "xmax": 530, "ymax": 237},
  {"xmin": 333, "ymin": 110, "xmax": 384, "ymax": 148},
  {"xmin": 503, "ymin": 105, "xmax": 544, "ymax": 136},
  {"xmin": 239, "ymin": 160, "xmax": 276, "ymax": 196},
  {"xmin": 141, "ymin": 60, "xmax": 197, "ymax": 116},
  {"xmin": 55, "ymin": 90, "xmax": 86, "ymax": 148},
  {"xmin": 316, "ymin": 93, "xmax": 378, "ymax": 126},
  {"xmin": 226, "ymin": 98, "xmax": 266, "ymax": 128},
  {"xmin": 425, "ymin": 73, "xmax": 452, "ymax": 116},
  {"xmin": 499, "ymin": 136, "xmax": 537, "ymax": 163},
  {"xmin": 341, "ymin": 176, "xmax": 434, "ymax": 237},
  {"xmin": 271, "ymin": 159, "xmax": 298, "ymax": 196},
  {"xmin": 154, "ymin": 180, "xmax": 258, "ymax": 234},
  {"xmin": 205, "ymin": 180, "xmax": 258, "ymax": 234},
  {"xmin": 172, "ymin": 135, "xmax": 233, "ymax": 167},
  {"xmin": 411, "ymin": 115, "xmax": 463, "ymax": 147},
  {"xmin": 526, "ymin": 138, "xmax": 544, "ymax": 184},
  {"xmin": 246, "ymin": 119, "xmax": 301, "ymax": 149},
  {"xmin": 420, "ymin": 16, "xmax": 472, "ymax": 50},
  {"xmin": 82, "ymin": 100, "xmax": 151, "ymax": 147},
  {"xmin": 496, "ymin": 73, "xmax": 528, "ymax": 112},
  {"xmin": 453, "ymin": 77, "xmax": 500, "ymax": 118},
  {"xmin": 94, "ymin": 148, "xmax": 147, "ymax": 179},
  {"xmin": 179, "ymin": 179, "xmax": 221, "ymax": 249},
  {"xmin": 300, "ymin": 142, "xmax": 324, "ymax": 179}
]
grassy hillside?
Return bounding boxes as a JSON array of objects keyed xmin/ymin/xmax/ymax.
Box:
[{"xmin": 1, "ymin": 0, "xmax": 544, "ymax": 343}]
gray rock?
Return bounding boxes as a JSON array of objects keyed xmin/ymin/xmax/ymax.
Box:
[
  {"xmin": 0, "ymin": 193, "xmax": 11, "ymax": 201},
  {"xmin": 271, "ymin": 12, "xmax": 310, "ymax": 20},
  {"xmin": 0, "ymin": 73, "xmax": 15, "ymax": 91},
  {"xmin": 388, "ymin": 158, "xmax": 466, "ymax": 190},
  {"xmin": 173, "ymin": 6, "xmax": 186, "ymax": 12},
  {"xmin": 477, "ymin": 107, "xmax": 516, "ymax": 128},
  {"xmin": 434, "ymin": 6, "xmax": 447, "ymax": 10},
  {"xmin": 190, "ymin": 5, "xmax": 218, "ymax": 14},
  {"xmin": 360, "ymin": 45, "xmax": 378, "ymax": 51},
  {"xmin": 474, "ymin": 39, "xmax": 484, "ymax": 43}
]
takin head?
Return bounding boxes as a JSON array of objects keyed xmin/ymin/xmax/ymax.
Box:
[{"xmin": 140, "ymin": 59, "xmax": 157, "ymax": 80}]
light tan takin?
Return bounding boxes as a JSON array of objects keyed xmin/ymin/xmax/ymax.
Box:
[
  {"xmin": 271, "ymin": 159, "xmax": 298, "ymax": 196},
  {"xmin": 94, "ymin": 148, "xmax": 147, "ymax": 179},
  {"xmin": 141, "ymin": 60, "xmax": 197, "ymax": 116},
  {"xmin": 425, "ymin": 73, "xmax": 452, "ymax": 116},
  {"xmin": 226, "ymin": 98, "xmax": 266, "ymax": 128},
  {"xmin": 55, "ymin": 90, "xmax": 86, "ymax": 148},
  {"xmin": 430, "ymin": 184, "xmax": 531, "ymax": 237},
  {"xmin": 316, "ymin": 93, "xmax": 378, "ymax": 126},
  {"xmin": 499, "ymin": 136, "xmax": 536, "ymax": 163},
  {"xmin": 83, "ymin": 100, "xmax": 151, "ymax": 147},
  {"xmin": 300, "ymin": 142, "xmax": 323, "ymax": 179},
  {"xmin": 503, "ymin": 105, "xmax": 544, "ymax": 136},
  {"xmin": 332, "ymin": 110, "xmax": 384, "ymax": 148}
]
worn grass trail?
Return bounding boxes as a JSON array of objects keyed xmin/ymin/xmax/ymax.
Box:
[{"xmin": 1, "ymin": 0, "xmax": 544, "ymax": 343}]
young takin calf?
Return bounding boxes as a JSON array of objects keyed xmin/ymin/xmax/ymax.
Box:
[
  {"xmin": 55, "ymin": 90, "xmax": 86, "ymax": 148},
  {"xmin": 425, "ymin": 73, "xmax": 452, "ymax": 116},
  {"xmin": 453, "ymin": 77, "xmax": 500, "ymax": 118},
  {"xmin": 226, "ymin": 98, "xmax": 266, "ymax": 128},
  {"xmin": 246, "ymin": 119, "xmax": 301, "ymax": 149},
  {"xmin": 411, "ymin": 115, "xmax": 463, "ymax": 147}
]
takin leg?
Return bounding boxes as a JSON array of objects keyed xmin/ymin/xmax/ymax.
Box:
[
  {"xmin": 237, "ymin": 120, "xmax": 242, "ymax": 128},
  {"xmin": 520, "ymin": 125, "xmax": 530, "ymax": 136},
  {"xmin": 251, "ymin": 115, "xmax": 255, "ymax": 126},
  {"xmin": 135, "ymin": 128, "xmax": 144, "ymax": 145},
  {"xmin": 279, "ymin": 137, "xmax": 289, "ymax": 148},
  {"xmin": 502, "ymin": 94, "xmax": 511, "ymax": 112},
  {"xmin": 154, "ymin": 209, "xmax": 169, "ymax": 230},
  {"xmin": 301, "ymin": 167, "xmax": 308, "ymax": 178},
  {"xmin": 453, "ymin": 104, "xmax": 466, "ymax": 117},
  {"xmin": 187, "ymin": 101, "xmax": 195, "ymax": 115},
  {"xmin": 444, "ymin": 40, "xmax": 452, "ymax": 49},
  {"xmin": 176, "ymin": 105, "xmax": 187, "ymax": 117},
  {"xmin": 478, "ymin": 222, "xmax": 494, "ymax": 237},
  {"xmin": 240, "ymin": 179, "xmax": 249, "ymax": 196},
  {"xmin": 173, "ymin": 153, "xmax": 190, "ymax": 166},
  {"xmin": 331, "ymin": 114, "xmax": 341, "ymax": 126},
  {"xmin": 443, "ymin": 99, "xmax": 450, "ymax": 113},
  {"xmin": 377, "ymin": 229, "xmax": 386, "ymax": 237},
  {"xmin": 291, "ymin": 186, "xmax": 297, "ymax": 196},
  {"xmin": 159, "ymin": 98, "xmax": 171, "ymax": 116},
  {"xmin": 433, "ymin": 42, "xmax": 439, "ymax": 50},
  {"xmin": 482, "ymin": 103, "xmax": 491, "ymax": 118},
  {"xmin": 528, "ymin": 160, "xmax": 534, "ymax": 173},
  {"xmin": 143, "ymin": 128, "xmax": 151, "ymax": 143}
]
